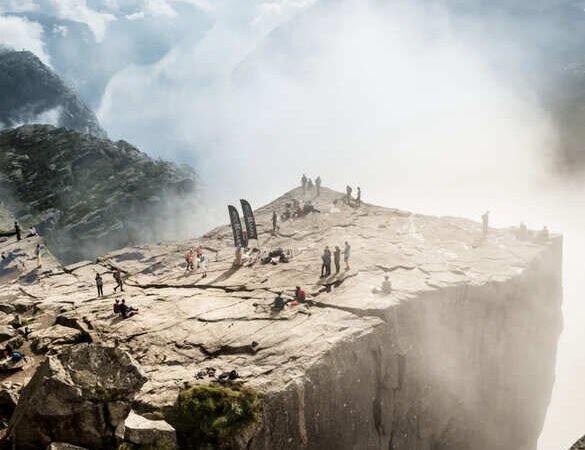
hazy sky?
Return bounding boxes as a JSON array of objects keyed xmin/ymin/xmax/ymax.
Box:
[{"xmin": 1, "ymin": 1, "xmax": 585, "ymax": 448}]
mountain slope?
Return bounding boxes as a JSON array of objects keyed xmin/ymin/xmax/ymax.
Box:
[
  {"xmin": 0, "ymin": 124, "xmax": 197, "ymax": 262},
  {"xmin": 0, "ymin": 50, "xmax": 106, "ymax": 138}
]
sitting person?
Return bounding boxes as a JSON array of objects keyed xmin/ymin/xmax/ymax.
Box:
[
  {"xmin": 294, "ymin": 286, "xmax": 306, "ymax": 303},
  {"xmin": 373, "ymin": 276, "xmax": 392, "ymax": 295},
  {"xmin": 2, "ymin": 343, "xmax": 13, "ymax": 359},
  {"xmin": 26, "ymin": 226, "xmax": 38, "ymax": 238},
  {"xmin": 113, "ymin": 299, "xmax": 121, "ymax": 315},
  {"xmin": 119, "ymin": 299, "xmax": 138, "ymax": 319},
  {"xmin": 272, "ymin": 292, "xmax": 286, "ymax": 311}
]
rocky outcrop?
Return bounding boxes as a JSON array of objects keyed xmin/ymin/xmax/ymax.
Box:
[
  {"xmin": 6, "ymin": 344, "xmax": 147, "ymax": 450},
  {"xmin": 0, "ymin": 50, "xmax": 105, "ymax": 138},
  {"xmin": 0, "ymin": 187, "xmax": 562, "ymax": 449},
  {"xmin": 0, "ymin": 124, "xmax": 197, "ymax": 263},
  {"xmin": 124, "ymin": 410, "xmax": 178, "ymax": 448}
]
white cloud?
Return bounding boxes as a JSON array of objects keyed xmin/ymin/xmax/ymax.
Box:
[
  {"xmin": 0, "ymin": 0, "xmax": 39, "ymax": 14},
  {"xmin": 125, "ymin": 11, "xmax": 146, "ymax": 21},
  {"xmin": 0, "ymin": 15, "xmax": 50, "ymax": 65}
]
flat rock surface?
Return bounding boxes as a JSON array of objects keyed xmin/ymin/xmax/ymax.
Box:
[{"xmin": 0, "ymin": 187, "xmax": 558, "ymax": 409}]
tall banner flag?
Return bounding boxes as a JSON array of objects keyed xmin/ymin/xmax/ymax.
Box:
[
  {"xmin": 240, "ymin": 199, "xmax": 258, "ymax": 241},
  {"xmin": 228, "ymin": 205, "xmax": 245, "ymax": 248}
]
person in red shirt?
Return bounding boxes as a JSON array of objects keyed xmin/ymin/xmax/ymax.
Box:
[{"xmin": 295, "ymin": 286, "xmax": 306, "ymax": 303}]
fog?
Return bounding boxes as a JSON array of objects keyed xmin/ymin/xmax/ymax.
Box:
[{"xmin": 2, "ymin": 0, "xmax": 585, "ymax": 447}]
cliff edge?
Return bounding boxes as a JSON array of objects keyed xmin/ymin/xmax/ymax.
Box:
[{"xmin": 0, "ymin": 187, "xmax": 563, "ymax": 450}]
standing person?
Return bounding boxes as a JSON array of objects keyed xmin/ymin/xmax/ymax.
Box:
[
  {"xmin": 14, "ymin": 222, "xmax": 21, "ymax": 241},
  {"xmin": 34, "ymin": 243, "xmax": 43, "ymax": 268},
  {"xmin": 113, "ymin": 269, "xmax": 124, "ymax": 292},
  {"xmin": 321, "ymin": 246, "xmax": 332, "ymax": 277},
  {"xmin": 346, "ymin": 186, "xmax": 353, "ymax": 205},
  {"xmin": 482, "ymin": 211, "xmax": 489, "ymax": 237},
  {"xmin": 343, "ymin": 241, "xmax": 351, "ymax": 270},
  {"xmin": 315, "ymin": 176, "xmax": 322, "ymax": 196},
  {"xmin": 199, "ymin": 254, "xmax": 208, "ymax": 278},
  {"xmin": 272, "ymin": 210, "xmax": 279, "ymax": 235},
  {"xmin": 185, "ymin": 249, "xmax": 194, "ymax": 271},
  {"xmin": 307, "ymin": 178, "xmax": 314, "ymax": 192},
  {"xmin": 334, "ymin": 246, "xmax": 341, "ymax": 274},
  {"xmin": 356, "ymin": 187, "xmax": 361, "ymax": 207},
  {"xmin": 95, "ymin": 273, "xmax": 104, "ymax": 297},
  {"xmin": 301, "ymin": 174, "xmax": 308, "ymax": 194},
  {"xmin": 195, "ymin": 244, "xmax": 203, "ymax": 268}
]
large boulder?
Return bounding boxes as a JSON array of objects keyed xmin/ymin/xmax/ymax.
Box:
[
  {"xmin": 46, "ymin": 444, "xmax": 88, "ymax": 450},
  {"xmin": 124, "ymin": 410, "xmax": 178, "ymax": 449},
  {"xmin": 5, "ymin": 344, "xmax": 146, "ymax": 450}
]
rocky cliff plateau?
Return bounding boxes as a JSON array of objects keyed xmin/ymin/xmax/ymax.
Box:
[{"xmin": 0, "ymin": 187, "xmax": 562, "ymax": 449}]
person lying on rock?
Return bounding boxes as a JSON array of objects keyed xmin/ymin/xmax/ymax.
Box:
[{"xmin": 372, "ymin": 276, "xmax": 392, "ymax": 295}]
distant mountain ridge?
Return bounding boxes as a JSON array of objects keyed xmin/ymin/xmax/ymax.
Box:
[
  {"xmin": 0, "ymin": 49, "xmax": 106, "ymax": 138},
  {"xmin": 0, "ymin": 124, "xmax": 197, "ymax": 263}
]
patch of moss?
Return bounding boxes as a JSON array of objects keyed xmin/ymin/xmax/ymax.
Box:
[{"xmin": 163, "ymin": 384, "xmax": 261, "ymax": 450}]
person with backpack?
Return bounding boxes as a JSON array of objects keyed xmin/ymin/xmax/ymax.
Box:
[
  {"xmin": 95, "ymin": 272, "xmax": 104, "ymax": 297},
  {"xmin": 272, "ymin": 292, "xmax": 286, "ymax": 311}
]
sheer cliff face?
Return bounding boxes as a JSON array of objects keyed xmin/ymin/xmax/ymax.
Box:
[
  {"xmin": 0, "ymin": 50, "xmax": 106, "ymax": 138},
  {"xmin": 0, "ymin": 187, "xmax": 562, "ymax": 450},
  {"xmin": 0, "ymin": 124, "xmax": 197, "ymax": 263}
]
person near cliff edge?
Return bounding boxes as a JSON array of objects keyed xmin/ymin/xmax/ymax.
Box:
[
  {"xmin": 482, "ymin": 211, "xmax": 490, "ymax": 237},
  {"xmin": 34, "ymin": 243, "xmax": 43, "ymax": 268},
  {"xmin": 356, "ymin": 187, "xmax": 361, "ymax": 207},
  {"xmin": 373, "ymin": 276, "xmax": 392, "ymax": 295},
  {"xmin": 346, "ymin": 185, "xmax": 353, "ymax": 206},
  {"xmin": 95, "ymin": 272, "xmax": 104, "ymax": 297},
  {"xmin": 14, "ymin": 222, "xmax": 21, "ymax": 241},
  {"xmin": 113, "ymin": 269, "xmax": 124, "ymax": 292},
  {"xmin": 301, "ymin": 174, "xmax": 308, "ymax": 194},
  {"xmin": 315, "ymin": 176, "xmax": 322, "ymax": 196}
]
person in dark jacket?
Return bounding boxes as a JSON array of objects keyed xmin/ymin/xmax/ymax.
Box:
[
  {"xmin": 334, "ymin": 246, "xmax": 341, "ymax": 274},
  {"xmin": 95, "ymin": 273, "xmax": 104, "ymax": 297},
  {"xmin": 14, "ymin": 222, "xmax": 21, "ymax": 241}
]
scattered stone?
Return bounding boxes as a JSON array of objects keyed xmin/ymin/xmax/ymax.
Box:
[
  {"xmin": 123, "ymin": 410, "xmax": 177, "ymax": 449},
  {"xmin": 46, "ymin": 443, "xmax": 89, "ymax": 450},
  {"xmin": 5, "ymin": 344, "xmax": 147, "ymax": 450}
]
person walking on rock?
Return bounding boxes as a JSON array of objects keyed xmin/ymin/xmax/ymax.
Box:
[
  {"xmin": 343, "ymin": 241, "xmax": 351, "ymax": 270},
  {"xmin": 346, "ymin": 186, "xmax": 352, "ymax": 205},
  {"xmin": 113, "ymin": 269, "xmax": 124, "ymax": 292},
  {"xmin": 321, "ymin": 246, "xmax": 332, "ymax": 277},
  {"xmin": 301, "ymin": 174, "xmax": 307, "ymax": 194},
  {"xmin": 272, "ymin": 210, "xmax": 279, "ymax": 235},
  {"xmin": 34, "ymin": 243, "xmax": 43, "ymax": 268},
  {"xmin": 315, "ymin": 176, "xmax": 322, "ymax": 197},
  {"xmin": 14, "ymin": 222, "xmax": 21, "ymax": 241},
  {"xmin": 95, "ymin": 272, "xmax": 104, "ymax": 297},
  {"xmin": 199, "ymin": 254, "xmax": 208, "ymax": 278},
  {"xmin": 482, "ymin": 211, "xmax": 489, "ymax": 237},
  {"xmin": 334, "ymin": 245, "xmax": 341, "ymax": 274},
  {"xmin": 356, "ymin": 187, "xmax": 361, "ymax": 207}
]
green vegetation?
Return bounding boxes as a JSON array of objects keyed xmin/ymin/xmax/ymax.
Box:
[{"xmin": 163, "ymin": 384, "xmax": 261, "ymax": 450}]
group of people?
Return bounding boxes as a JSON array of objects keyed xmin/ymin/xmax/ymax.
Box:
[
  {"xmin": 301, "ymin": 174, "xmax": 322, "ymax": 196},
  {"xmin": 272, "ymin": 286, "xmax": 307, "ymax": 311},
  {"xmin": 95, "ymin": 269, "xmax": 124, "ymax": 297},
  {"xmin": 320, "ymin": 242, "xmax": 351, "ymax": 277},
  {"xmin": 185, "ymin": 244, "xmax": 207, "ymax": 278},
  {"xmin": 113, "ymin": 298, "xmax": 138, "ymax": 319}
]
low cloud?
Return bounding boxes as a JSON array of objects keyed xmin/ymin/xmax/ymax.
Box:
[{"xmin": 0, "ymin": 15, "xmax": 50, "ymax": 65}]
